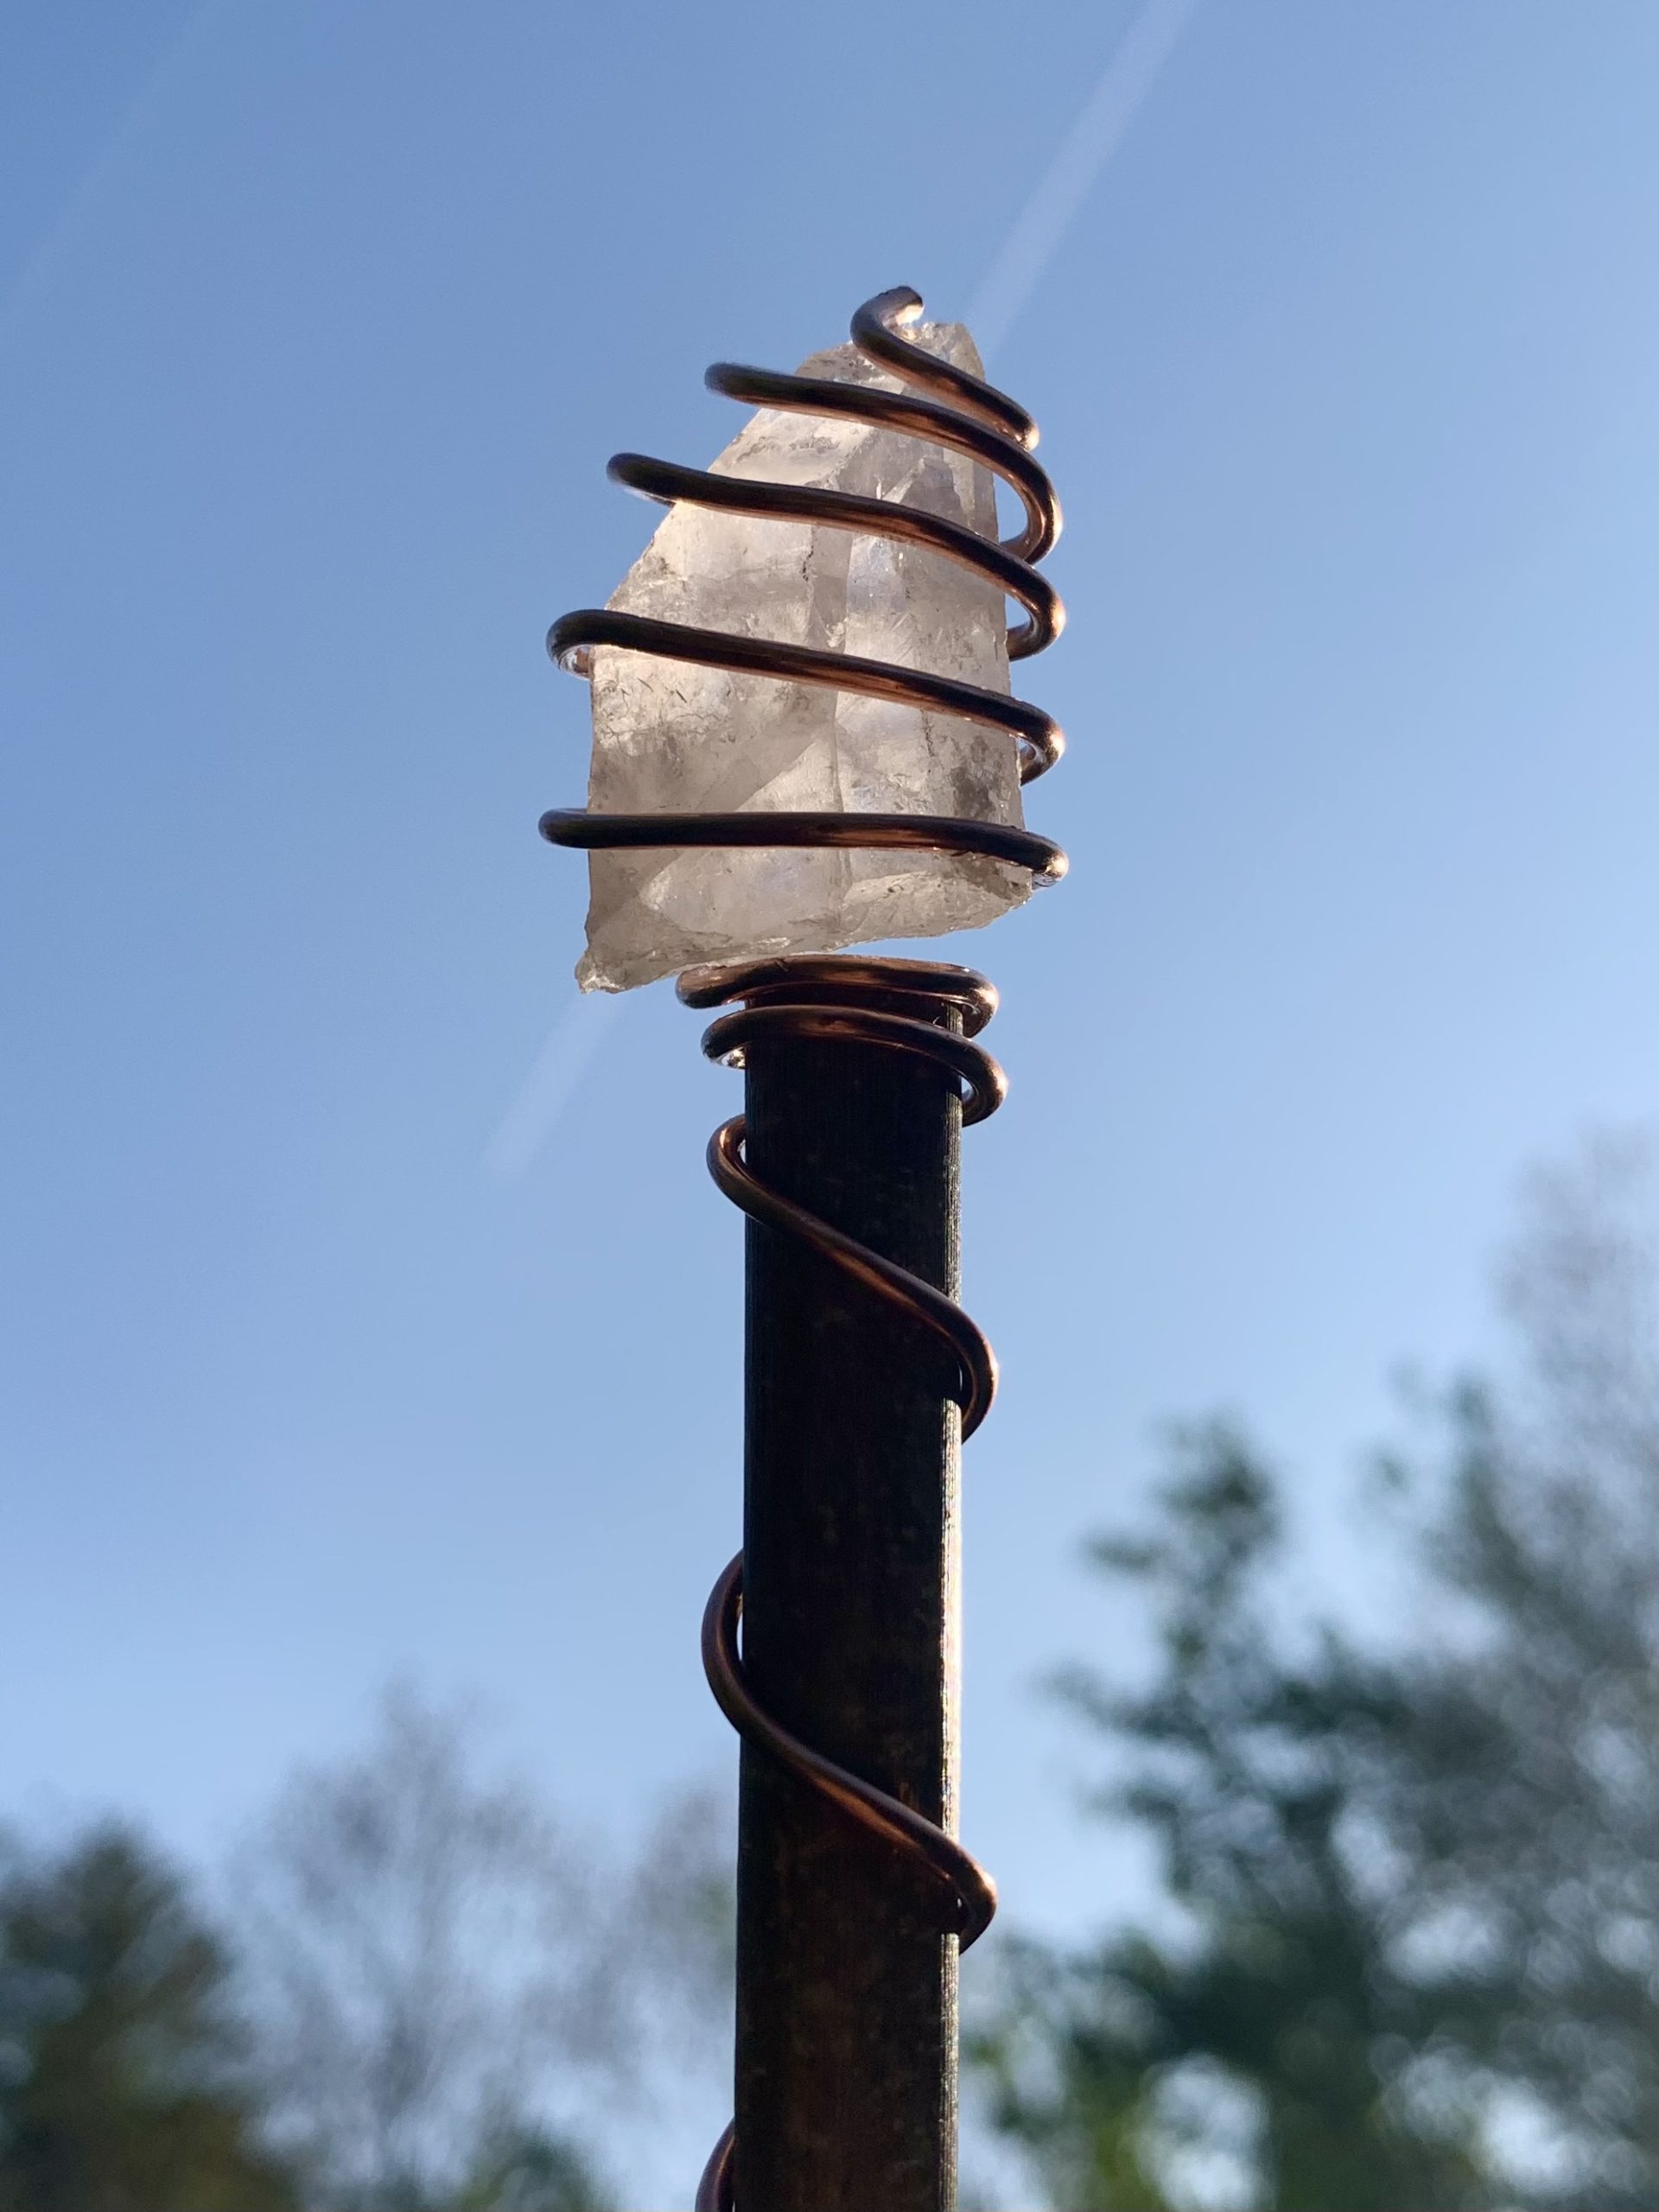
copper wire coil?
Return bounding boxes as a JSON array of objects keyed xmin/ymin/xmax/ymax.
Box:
[
  {"xmin": 540, "ymin": 282, "xmax": 1066, "ymax": 887},
  {"xmin": 679, "ymin": 955, "xmax": 1007, "ymax": 2212},
  {"xmin": 540, "ymin": 288, "xmax": 1066, "ymax": 2209},
  {"xmin": 541, "ymin": 801, "xmax": 1067, "ymax": 888}
]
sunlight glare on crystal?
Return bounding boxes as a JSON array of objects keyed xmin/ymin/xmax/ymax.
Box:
[{"xmin": 575, "ymin": 321, "xmax": 1029, "ymax": 992}]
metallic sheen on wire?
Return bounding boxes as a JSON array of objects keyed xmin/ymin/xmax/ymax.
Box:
[
  {"xmin": 540, "ymin": 284, "xmax": 1068, "ymax": 887},
  {"xmin": 539, "ymin": 289, "xmax": 1068, "ymax": 2212}
]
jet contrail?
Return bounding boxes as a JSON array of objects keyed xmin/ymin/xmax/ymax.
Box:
[
  {"xmin": 482, "ymin": 992, "xmax": 623, "ymax": 1182},
  {"xmin": 0, "ymin": 2, "xmax": 219, "ymax": 354},
  {"xmin": 486, "ymin": 0, "xmax": 1200, "ymax": 1178},
  {"xmin": 967, "ymin": 0, "xmax": 1202, "ymax": 363}
]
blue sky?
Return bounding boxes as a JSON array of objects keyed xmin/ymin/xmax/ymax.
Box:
[{"xmin": 3, "ymin": 0, "xmax": 1656, "ymax": 2078}]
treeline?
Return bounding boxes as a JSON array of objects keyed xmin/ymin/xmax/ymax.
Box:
[
  {"xmin": 0, "ymin": 1694, "xmax": 733, "ymax": 2211},
  {"xmin": 970, "ymin": 1136, "xmax": 1659, "ymax": 2210},
  {"xmin": 6, "ymin": 1138, "xmax": 1657, "ymax": 2209}
]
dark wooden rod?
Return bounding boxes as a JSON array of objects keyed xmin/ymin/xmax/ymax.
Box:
[{"xmin": 734, "ymin": 1021, "xmax": 963, "ymax": 2212}]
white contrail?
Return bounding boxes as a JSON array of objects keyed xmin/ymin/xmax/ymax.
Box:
[
  {"xmin": 967, "ymin": 0, "xmax": 1203, "ymax": 362},
  {"xmin": 0, "ymin": 1, "xmax": 219, "ymax": 354},
  {"xmin": 486, "ymin": 3, "xmax": 1201, "ymax": 1176},
  {"xmin": 482, "ymin": 993, "xmax": 623, "ymax": 1182}
]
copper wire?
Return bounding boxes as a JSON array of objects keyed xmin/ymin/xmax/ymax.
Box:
[
  {"xmin": 681, "ymin": 956, "xmax": 1006, "ymax": 2212},
  {"xmin": 539, "ymin": 283, "xmax": 1067, "ymax": 888},
  {"xmin": 539, "ymin": 289, "xmax": 1066, "ymax": 2210}
]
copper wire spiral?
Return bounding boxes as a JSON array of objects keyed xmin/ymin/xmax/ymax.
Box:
[
  {"xmin": 541, "ymin": 283, "xmax": 1067, "ymax": 887},
  {"xmin": 541, "ymin": 289, "xmax": 1065, "ymax": 2210}
]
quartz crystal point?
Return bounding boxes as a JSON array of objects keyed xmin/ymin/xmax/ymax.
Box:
[{"xmin": 575, "ymin": 319, "xmax": 1029, "ymax": 992}]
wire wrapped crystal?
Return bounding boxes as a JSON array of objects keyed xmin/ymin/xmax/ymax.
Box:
[{"xmin": 574, "ymin": 321, "xmax": 1030, "ymax": 993}]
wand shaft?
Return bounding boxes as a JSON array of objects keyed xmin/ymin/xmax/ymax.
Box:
[{"xmin": 736, "ymin": 1021, "xmax": 963, "ymax": 2212}]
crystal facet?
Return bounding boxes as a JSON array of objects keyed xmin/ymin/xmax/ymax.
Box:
[{"xmin": 575, "ymin": 321, "xmax": 1028, "ymax": 992}]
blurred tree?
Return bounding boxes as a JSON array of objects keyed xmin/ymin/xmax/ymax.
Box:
[
  {"xmin": 233, "ymin": 1685, "xmax": 615, "ymax": 2211},
  {"xmin": 454, "ymin": 2122, "xmax": 611, "ymax": 2211},
  {"xmin": 594, "ymin": 1781, "xmax": 736, "ymax": 2081},
  {"xmin": 971, "ymin": 1136, "xmax": 1659, "ymax": 2211},
  {"xmin": 0, "ymin": 1824, "xmax": 295, "ymax": 2212},
  {"xmin": 971, "ymin": 1426, "xmax": 1495, "ymax": 2212}
]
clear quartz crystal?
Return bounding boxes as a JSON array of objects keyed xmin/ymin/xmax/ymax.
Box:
[{"xmin": 575, "ymin": 320, "xmax": 1028, "ymax": 992}]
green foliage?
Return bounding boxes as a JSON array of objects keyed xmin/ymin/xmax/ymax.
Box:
[
  {"xmin": 455, "ymin": 2124, "xmax": 611, "ymax": 2212},
  {"xmin": 0, "ymin": 1825, "xmax": 295, "ymax": 2212},
  {"xmin": 973, "ymin": 1426, "xmax": 1491, "ymax": 2212},
  {"xmin": 972, "ymin": 1141, "xmax": 1659, "ymax": 2210},
  {"xmin": 331, "ymin": 2121, "xmax": 609, "ymax": 2212}
]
